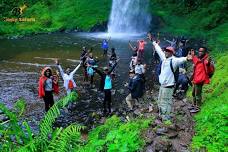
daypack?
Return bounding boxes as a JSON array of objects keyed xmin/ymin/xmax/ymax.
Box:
[
  {"xmin": 156, "ymin": 59, "xmax": 179, "ymax": 83},
  {"xmin": 170, "ymin": 59, "xmax": 179, "ymax": 83},
  {"xmin": 205, "ymin": 60, "xmax": 215, "ymax": 78},
  {"xmin": 87, "ymin": 67, "xmax": 94, "ymax": 76}
]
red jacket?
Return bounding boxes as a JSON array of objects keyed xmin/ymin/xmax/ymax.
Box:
[
  {"xmin": 192, "ymin": 54, "xmax": 210, "ymax": 84},
  {"xmin": 38, "ymin": 67, "xmax": 59, "ymax": 98}
]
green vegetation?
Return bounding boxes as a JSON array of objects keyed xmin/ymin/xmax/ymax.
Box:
[
  {"xmin": 191, "ymin": 54, "xmax": 228, "ymax": 152},
  {"xmin": 0, "ymin": 0, "xmax": 111, "ymax": 36},
  {"xmin": 0, "ymin": 92, "xmax": 152, "ymax": 151},
  {"xmin": 149, "ymin": 0, "xmax": 228, "ymax": 151},
  {"xmin": 0, "ymin": 92, "xmax": 83, "ymax": 151},
  {"xmin": 149, "ymin": 0, "xmax": 228, "ymax": 53},
  {"xmin": 0, "ymin": 0, "xmax": 227, "ymax": 151},
  {"xmin": 78, "ymin": 116, "xmax": 152, "ymax": 152}
]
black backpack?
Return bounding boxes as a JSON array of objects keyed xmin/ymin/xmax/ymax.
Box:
[{"xmin": 156, "ymin": 59, "xmax": 179, "ymax": 83}]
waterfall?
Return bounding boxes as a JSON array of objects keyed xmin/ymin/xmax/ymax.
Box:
[{"xmin": 108, "ymin": 0, "xmax": 151, "ymax": 34}]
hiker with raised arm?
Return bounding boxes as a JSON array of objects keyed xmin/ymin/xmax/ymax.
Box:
[
  {"xmin": 80, "ymin": 46, "xmax": 88, "ymax": 82},
  {"xmin": 134, "ymin": 59, "xmax": 146, "ymax": 88},
  {"xmin": 92, "ymin": 62, "xmax": 118, "ymax": 115},
  {"xmin": 164, "ymin": 37, "xmax": 177, "ymax": 49},
  {"xmin": 129, "ymin": 40, "xmax": 138, "ymax": 55},
  {"xmin": 38, "ymin": 67, "xmax": 59, "ymax": 112},
  {"xmin": 102, "ymin": 37, "xmax": 111, "ymax": 57},
  {"xmin": 137, "ymin": 39, "xmax": 147, "ymax": 61},
  {"xmin": 149, "ymin": 34, "xmax": 192, "ymax": 121},
  {"xmin": 189, "ymin": 47, "xmax": 214, "ymax": 113},
  {"xmin": 129, "ymin": 53, "xmax": 138, "ymax": 70},
  {"xmin": 56, "ymin": 59, "xmax": 82, "ymax": 95},
  {"xmin": 109, "ymin": 48, "xmax": 118, "ymax": 78},
  {"xmin": 85, "ymin": 52, "xmax": 97, "ymax": 88}
]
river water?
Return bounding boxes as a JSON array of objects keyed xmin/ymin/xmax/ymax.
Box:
[{"xmin": 0, "ymin": 32, "xmax": 155, "ymax": 129}]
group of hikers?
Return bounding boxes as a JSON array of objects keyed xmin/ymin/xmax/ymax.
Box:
[{"xmin": 38, "ymin": 32, "xmax": 215, "ymax": 121}]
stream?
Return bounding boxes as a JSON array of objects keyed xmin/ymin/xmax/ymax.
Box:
[{"xmin": 0, "ymin": 32, "xmax": 155, "ymax": 132}]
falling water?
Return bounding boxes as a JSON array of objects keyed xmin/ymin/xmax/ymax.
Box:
[{"xmin": 108, "ymin": 0, "xmax": 151, "ymax": 34}]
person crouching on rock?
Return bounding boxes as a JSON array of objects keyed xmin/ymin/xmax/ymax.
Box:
[
  {"xmin": 38, "ymin": 67, "xmax": 59, "ymax": 112},
  {"xmin": 126, "ymin": 70, "xmax": 144, "ymax": 111},
  {"xmin": 55, "ymin": 59, "xmax": 82, "ymax": 95}
]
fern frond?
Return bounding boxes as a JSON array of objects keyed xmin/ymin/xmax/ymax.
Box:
[
  {"xmin": 18, "ymin": 92, "xmax": 79, "ymax": 152},
  {"xmin": 47, "ymin": 124, "xmax": 85, "ymax": 152},
  {"xmin": 39, "ymin": 92, "xmax": 78, "ymax": 139}
]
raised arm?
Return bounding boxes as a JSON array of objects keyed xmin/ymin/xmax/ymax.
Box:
[
  {"xmin": 128, "ymin": 41, "xmax": 135, "ymax": 51},
  {"xmin": 71, "ymin": 62, "xmax": 82, "ymax": 75},
  {"xmin": 173, "ymin": 51, "xmax": 192, "ymax": 68},
  {"xmin": 107, "ymin": 36, "xmax": 111, "ymax": 42},
  {"xmin": 92, "ymin": 67, "xmax": 103, "ymax": 76},
  {"xmin": 55, "ymin": 59, "xmax": 65, "ymax": 78},
  {"xmin": 173, "ymin": 57, "xmax": 187, "ymax": 67},
  {"xmin": 152, "ymin": 41, "xmax": 166, "ymax": 61},
  {"xmin": 57, "ymin": 64, "xmax": 65, "ymax": 78},
  {"xmin": 108, "ymin": 62, "xmax": 118, "ymax": 74}
]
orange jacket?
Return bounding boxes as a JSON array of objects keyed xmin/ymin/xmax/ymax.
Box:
[{"xmin": 138, "ymin": 40, "xmax": 146, "ymax": 51}]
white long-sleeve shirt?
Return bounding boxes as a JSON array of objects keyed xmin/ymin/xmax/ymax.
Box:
[
  {"xmin": 58, "ymin": 63, "xmax": 81, "ymax": 93},
  {"xmin": 153, "ymin": 42, "xmax": 187, "ymax": 87}
]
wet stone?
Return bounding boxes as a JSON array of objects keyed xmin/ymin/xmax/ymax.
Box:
[
  {"xmin": 153, "ymin": 137, "xmax": 172, "ymax": 152},
  {"xmin": 117, "ymin": 89, "xmax": 125, "ymax": 94}
]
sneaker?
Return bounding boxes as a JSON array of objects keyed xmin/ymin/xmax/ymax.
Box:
[
  {"xmin": 190, "ymin": 107, "xmax": 200, "ymax": 113},
  {"xmin": 188, "ymin": 105, "xmax": 195, "ymax": 110},
  {"xmin": 156, "ymin": 127, "xmax": 168, "ymax": 135}
]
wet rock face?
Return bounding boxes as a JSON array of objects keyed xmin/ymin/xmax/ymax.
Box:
[{"xmin": 89, "ymin": 21, "xmax": 108, "ymax": 32}]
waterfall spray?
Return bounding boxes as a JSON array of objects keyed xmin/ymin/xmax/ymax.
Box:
[{"xmin": 108, "ymin": 0, "xmax": 151, "ymax": 34}]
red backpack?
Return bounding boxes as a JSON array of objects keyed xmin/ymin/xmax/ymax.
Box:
[
  {"xmin": 204, "ymin": 59, "xmax": 215, "ymax": 78},
  {"xmin": 206, "ymin": 61, "xmax": 215, "ymax": 78}
]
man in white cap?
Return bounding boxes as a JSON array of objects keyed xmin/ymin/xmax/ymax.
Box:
[{"xmin": 152, "ymin": 41, "xmax": 192, "ymax": 120}]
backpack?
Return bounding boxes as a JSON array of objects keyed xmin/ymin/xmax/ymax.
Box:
[
  {"xmin": 87, "ymin": 67, "xmax": 94, "ymax": 76},
  {"xmin": 204, "ymin": 60, "xmax": 215, "ymax": 78},
  {"xmin": 156, "ymin": 59, "xmax": 179, "ymax": 83},
  {"xmin": 170, "ymin": 59, "xmax": 179, "ymax": 83}
]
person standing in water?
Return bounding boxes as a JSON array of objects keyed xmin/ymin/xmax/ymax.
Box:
[
  {"xmin": 38, "ymin": 67, "xmax": 59, "ymax": 112},
  {"xmin": 101, "ymin": 37, "xmax": 111, "ymax": 57},
  {"xmin": 55, "ymin": 59, "xmax": 82, "ymax": 95},
  {"xmin": 137, "ymin": 39, "xmax": 147, "ymax": 61},
  {"xmin": 129, "ymin": 40, "xmax": 138, "ymax": 55}
]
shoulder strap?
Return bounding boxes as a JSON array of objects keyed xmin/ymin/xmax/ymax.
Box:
[
  {"xmin": 202, "ymin": 59, "xmax": 209, "ymax": 76},
  {"xmin": 170, "ymin": 59, "xmax": 175, "ymax": 75}
]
